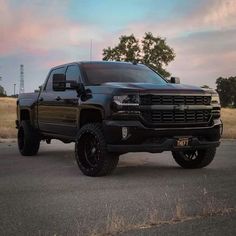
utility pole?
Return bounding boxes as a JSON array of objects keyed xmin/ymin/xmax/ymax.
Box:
[
  {"xmin": 14, "ymin": 84, "xmax": 16, "ymax": 96},
  {"xmin": 0, "ymin": 65, "xmax": 2, "ymax": 82},
  {"xmin": 19, "ymin": 64, "xmax": 24, "ymax": 94},
  {"xmin": 0, "ymin": 64, "xmax": 3, "ymax": 85}
]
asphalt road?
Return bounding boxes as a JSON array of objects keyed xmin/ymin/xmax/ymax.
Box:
[{"xmin": 0, "ymin": 140, "xmax": 236, "ymax": 236}]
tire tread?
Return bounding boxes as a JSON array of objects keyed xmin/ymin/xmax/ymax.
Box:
[
  {"xmin": 172, "ymin": 148, "xmax": 216, "ymax": 169},
  {"xmin": 75, "ymin": 123, "xmax": 119, "ymax": 177},
  {"xmin": 18, "ymin": 121, "xmax": 40, "ymax": 156}
]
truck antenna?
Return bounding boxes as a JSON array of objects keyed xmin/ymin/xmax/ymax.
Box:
[{"xmin": 90, "ymin": 39, "xmax": 93, "ymax": 61}]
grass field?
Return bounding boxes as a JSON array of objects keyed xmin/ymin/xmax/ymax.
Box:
[
  {"xmin": 0, "ymin": 97, "xmax": 17, "ymax": 139},
  {"xmin": 221, "ymin": 108, "xmax": 236, "ymax": 139},
  {"xmin": 0, "ymin": 97, "xmax": 236, "ymax": 139}
]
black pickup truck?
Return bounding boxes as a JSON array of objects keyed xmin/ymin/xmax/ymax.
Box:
[{"xmin": 16, "ymin": 61, "xmax": 222, "ymax": 176}]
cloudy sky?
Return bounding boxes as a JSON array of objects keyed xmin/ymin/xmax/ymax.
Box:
[{"xmin": 0, "ymin": 0, "xmax": 236, "ymax": 94}]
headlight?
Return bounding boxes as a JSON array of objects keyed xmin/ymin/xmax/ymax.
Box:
[
  {"xmin": 211, "ymin": 94, "xmax": 220, "ymax": 104},
  {"xmin": 113, "ymin": 94, "xmax": 139, "ymax": 106}
]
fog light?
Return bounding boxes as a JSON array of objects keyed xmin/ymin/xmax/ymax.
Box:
[{"xmin": 122, "ymin": 127, "xmax": 128, "ymax": 139}]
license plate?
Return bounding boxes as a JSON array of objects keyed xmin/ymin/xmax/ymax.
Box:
[{"xmin": 176, "ymin": 138, "xmax": 189, "ymax": 147}]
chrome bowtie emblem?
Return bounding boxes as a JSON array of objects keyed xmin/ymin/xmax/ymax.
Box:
[{"xmin": 175, "ymin": 105, "xmax": 188, "ymax": 111}]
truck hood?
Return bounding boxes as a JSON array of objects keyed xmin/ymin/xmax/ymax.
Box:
[{"xmin": 100, "ymin": 82, "xmax": 215, "ymax": 95}]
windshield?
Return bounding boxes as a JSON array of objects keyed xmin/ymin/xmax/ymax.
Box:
[{"xmin": 81, "ymin": 62, "xmax": 166, "ymax": 85}]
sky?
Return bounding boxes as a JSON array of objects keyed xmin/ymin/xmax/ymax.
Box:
[{"xmin": 0, "ymin": 0, "xmax": 236, "ymax": 95}]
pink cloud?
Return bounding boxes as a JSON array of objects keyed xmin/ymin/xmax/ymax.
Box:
[
  {"xmin": 0, "ymin": 0, "xmax": 84, "ymax": 56},
  {"xmin": 203, "ymin": 0, "xmax": 236, "ymax": 28},
  {"xmin": 1, "ymin": 0, "xmax": 236, "ymax": 91},
  {"xmin": 121, "ymin": 0, "xmax": 236, "ymax": 39},
  {"xmin": 0, "ymin": 12, "xmax": 58, "ymax": 54},
  {"xmin": 100, "ymin": 0, "xmax": 235, "ymax": 88}
]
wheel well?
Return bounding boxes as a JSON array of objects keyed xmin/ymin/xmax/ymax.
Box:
[
  {"xmin": 20, "ymin": 109, "xmax": 30, "ymax": 121},
  {"xmin": 80, "ymin": 109, "xmax": 103, "ymax": 127}
]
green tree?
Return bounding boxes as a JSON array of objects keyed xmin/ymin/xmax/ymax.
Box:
[
  {"xmin": 103, "ymin": 34, "xmax": 140, "ymax": 62},
  {"xmin": 102, "ymin": 32, "xmax": 175, "ymax": 77},
  {"xmin": 216, "ymin": 77, "xmax": 236, "ymax": 107},
  {"xmin": 0, "ymin": 85, "xmax": 6, "ymax": 97},
  {"xmin": 228, "ymin": 77, "xmax": 236, "ymax": 107}
]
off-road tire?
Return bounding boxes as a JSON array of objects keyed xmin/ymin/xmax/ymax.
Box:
[
  {"xmin": 75, "ymin": 123, "xmax": 119, "ymax": 177},
  {"xmin": 172, "ymin": 148, "xmax": 216, "ymax": 169},
  {"xmin": 18, "ymin": 121, "xmax": 40, "ymax": 156}
]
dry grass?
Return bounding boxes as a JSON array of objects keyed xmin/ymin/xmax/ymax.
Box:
[
  {"xmin": 221, "ymin": 108, "xmax": 236, "ymax": 138},
  {"xmin": 89, "ymin": 193, "xmax": 235, "ymax": 236},
  {"xmin": 0, "ymin": 97, "xmax": 17, "ymax": 138},
  {"xmin": 174, "ymin": 199, "xmax": 186, "ymax": 220},
  {"xmin": 0, "ymin": 97, "xmax": 235, "ymax": 139},
  {"xmin": 105, "ymin": 212, "xmax": 128, "ymax": 235}
]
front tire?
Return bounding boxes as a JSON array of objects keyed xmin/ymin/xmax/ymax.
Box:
[
  {"xmin": 172, "ymin": 148, "xmax": 216, "ymax": 169},
  {"xmin": 75, "ymin": 123, "xmax": 119, "ymax": 177},
  {"xmin": 18, "ymin": 121, "xmax": 40, "ymax": 156}
]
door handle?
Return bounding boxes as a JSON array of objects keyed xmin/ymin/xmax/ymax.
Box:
[
  {"xmin": 56, "ymin": 96, "xmax": 62, "ymax": 101},
  {"xmin": 39, "ymin": 97, "xmax": 44, "ymax": 102}
]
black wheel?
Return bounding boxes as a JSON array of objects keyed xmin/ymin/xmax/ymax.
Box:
[
  {"xmin": 75, "ymin": 123, "xmax": 119, "ymax": 177},
  {"xmin": 172, "ymin": 148, "xmax": 216, "ymax": 169},
  {"xmin": 18, "ymin": 121, "xmax": 40, "ymax": 156}
]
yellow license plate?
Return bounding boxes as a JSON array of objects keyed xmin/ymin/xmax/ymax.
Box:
[{"xmin": 176, "ymin": 138, "xmax": 189, "ymax": 147}]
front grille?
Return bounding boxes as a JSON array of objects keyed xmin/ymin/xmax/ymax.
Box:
[
  {"xmin": 140, "ymin": 95, "xmax": 211, "ymax": 105},
  {"xmin": 142, "ymin": 110, "xmax": 211, "ymax": 124}
]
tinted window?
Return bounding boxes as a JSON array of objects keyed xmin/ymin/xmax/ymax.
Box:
[
  {"xmin": 45, "ymin": 67, "xmax": 65, "ymax": 91},
  {"xmin": 66, "ymin": 65, "xmax": 80, "ymax": 81},
  {"xmin": 81, "ymin": 63, "xmax": 166, "ymax": 85}
]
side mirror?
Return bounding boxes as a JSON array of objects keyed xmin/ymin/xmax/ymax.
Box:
[
  {"xmin": 53, "ymin": 74, "xmax": 66, "ymax": 91},
  {"xmin": 38, "ymin": 85, "xmax": 43, "ymax": 93},
  {"xmin": 170, "ymin": 77, "xmax": 180, "ymax": 84},
  {"xmin": 52, "ymin": 74, "xmax": 88, "ymax": 98}
]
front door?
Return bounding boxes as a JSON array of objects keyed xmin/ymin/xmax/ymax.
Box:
[
  {"xmin": 38, "ymin": 64, "xmax": 81, "ymax": 138},
  {"xmin": 38, "ymin": 66, "xmax": 66, "ymax": 134},
  {"xmin": 51, "ymin": 64, "xmax": 81, "ymax": 137}
]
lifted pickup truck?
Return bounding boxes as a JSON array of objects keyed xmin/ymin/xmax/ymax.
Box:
[{"xmin": 16, "ymin": 61, "xmax": 222, "ymax": 176}]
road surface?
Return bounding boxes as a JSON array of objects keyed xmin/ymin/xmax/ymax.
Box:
[{"xmin": 0, "ymin": 140, "xmax": 236, "ymax": 235}]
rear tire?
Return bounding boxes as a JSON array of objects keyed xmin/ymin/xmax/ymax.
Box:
[
  {"xmin": 18, "ymin": 121, "xmax": 40, "ymax": 156},
  {"xmin": 75, "ymin": 123, "xmax": 119, "ymax": 177},
  {"xmin": 172, "ymin": 148, "xmax": 216, "ymax": 169}
]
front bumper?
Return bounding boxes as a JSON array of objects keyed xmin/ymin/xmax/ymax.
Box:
[{"xmin": 103, "ymin": 119, "xmax": 222, "ymax": 154}]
